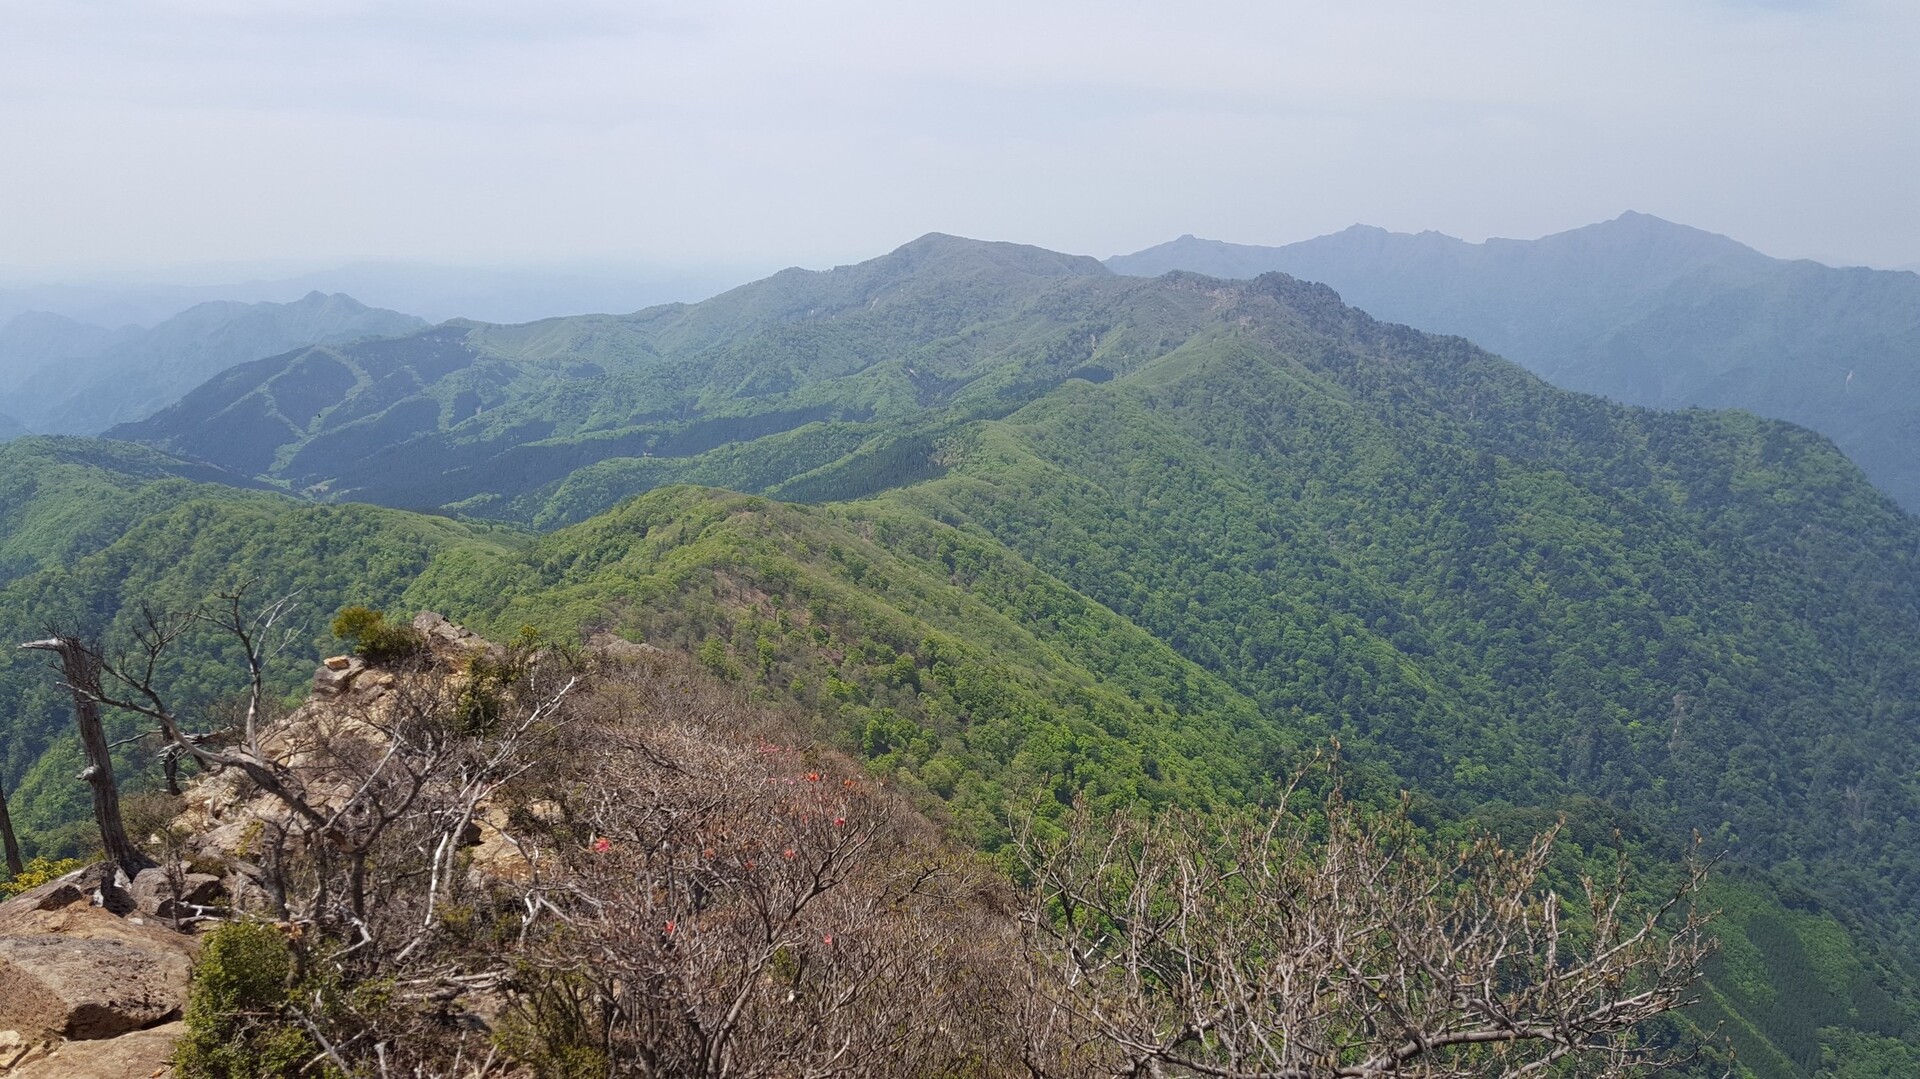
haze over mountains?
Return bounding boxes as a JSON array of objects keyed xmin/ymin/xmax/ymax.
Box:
[
  {"xmin": 1111, "ymin": 212, "xmax": 1920, "ymax": 510},
  {"xmin": 7, "ymin": 227, "xmax": 1920, "ymax": 1073},
  {"xmin": 0, "ymin": 291, "xmax": 426, "ymax": 436},
  {"xmin": 0, "ymin": 260, "xmax": 756, "ymax": 329}
]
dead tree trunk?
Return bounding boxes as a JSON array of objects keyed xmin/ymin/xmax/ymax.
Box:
[
  {"xmin": 0, "ymin": 779, "xmax": 23, "ymax": 877},
  {"xmin": 20, "ymin": 637, "xmax": 154, "ymax": 878}
]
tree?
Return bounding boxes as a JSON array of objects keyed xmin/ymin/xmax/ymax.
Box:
[
  {"xmin": 0, "ymin": 774, "xmax": 23, "ymax": 878},
  {"xmin": 18, "ymin": 634, "xmax": 154, "ymax": 879}
]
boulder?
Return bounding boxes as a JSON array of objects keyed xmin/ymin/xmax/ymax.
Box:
[
  {"xmin": 128, "ymin": 868, "xmax": 225, "ymax": 921},
  {"xmin": 587, "ymin": 633, "xmax": 662, "ymax": 667},
  {"xmin": 0, "ymin": 869, "xmax": 89, "ymax": 918},
  {"xmin": 0, "ymin": 904, "xmax": 194, "ymax": 1044},
  {"xmin": 0, "ymin": 935, "xmax": 189, "ymax": 1041},
  {"xmin": 310, "ymin": 655, "xmax": 365, "ymax": 698},
  {"xmin": 7, "ymin": 1020, "xmax": 182, "ymax": 1078}
]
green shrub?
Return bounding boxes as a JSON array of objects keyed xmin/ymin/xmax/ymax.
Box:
[
  {"xmin": 455, "ymin": 652, "xmax": 510, "ymax": 734},
  {"xmin": 175, "ymin": 921, "xmax": 320, "ymax": 1079},
  {"xmin": 330, "ymin": 605, "xmax": 427, "ymax": 664}
]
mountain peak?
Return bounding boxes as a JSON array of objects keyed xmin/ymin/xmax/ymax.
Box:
[
  {"xmin": 1541, "ymin": 211, "xmax": 1769, "ymax": 269},
  {"xmin": 880, "ymin": 233, "xmax": 1110, "ymax": 279}
]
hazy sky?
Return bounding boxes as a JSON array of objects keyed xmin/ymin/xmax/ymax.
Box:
[{"xmin": 2, "ymin": 0, "xmax": 1915, "ymax": 274}]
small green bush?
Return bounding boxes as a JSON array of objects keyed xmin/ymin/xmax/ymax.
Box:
[
  {"xmin": 330, "ymin": 605, "xmax": 427, "ymax": 664},
  {"xmin": 175, "ymin": 921, "xmax": 320, "ymax": 1079},
  {"xmin": 455, "ymin": 652, "xmax": 510, "ymax": 734}
]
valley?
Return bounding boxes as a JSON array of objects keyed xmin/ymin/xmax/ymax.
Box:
[{"xmin": 4, "ymin": 231, "xmax": 1920, "ymax": 1075}]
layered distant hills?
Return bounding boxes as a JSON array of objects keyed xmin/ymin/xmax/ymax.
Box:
[
  {"xmin": 109, "ymin": 237, "xmax": 1119, "ymax": 517},
  {"xmin": 0, "ymin": 261, "xmax": 751, "ymax": 329},
  {"xmin": 7, "ymin": 232, "xmax": 1920, "ymax": 1072},
  {"xmin": 0, "ymin": 291, "xmax": 425, "ymax": 435},
  {"xmin": 1111, "ymin": 212, "xmax": 1920, "ymax": 511}
]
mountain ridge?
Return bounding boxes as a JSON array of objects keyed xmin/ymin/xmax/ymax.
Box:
[
  {"xmin": 10, "ymin": 231, "xmax": 1920, "ymax": 1072},
  {"xmin": 1108, "ymin": 213, "xmax": 1920, "ymax": 511},
  {"xmin": 2, "ymin": 291, "xmax": 427, "ymax": 436}
]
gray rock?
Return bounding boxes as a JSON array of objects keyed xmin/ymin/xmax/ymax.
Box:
[
  {"xmin": 128, "ymin": 868, "xmax": 225, "ymax": 921},
  {"xmin": 311, "ymin": 655, "xmax": 365, "ymax": 697},
  {"xmin": 0, "ymin": 934, "xmax": 189, "ymax": 1041}
]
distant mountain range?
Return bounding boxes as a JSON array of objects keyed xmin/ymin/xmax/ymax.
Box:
[
  {"xmin": 0, "ymin": 261, "xmax": 756, "ymax": 329},
  {"xmin": 0, "ymin": 292, "xmax": 425, "ymax": 435},
  {"xmin": 1109, "ymin": 213, "xmax": 1920, "ymax": 511},
  {"xmin": 15, "ymin": 230, "xmax": 1920, "ymax": 1071},
  {"xmin": 109, "ymin": 236, "xmax": 1120, "ymax": 517}
]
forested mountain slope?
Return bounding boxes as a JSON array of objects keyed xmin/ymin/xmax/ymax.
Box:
[
  {"xmin": 109, "ymin": 236, "xmax": 1135, "ymax": 513},
  {"xmin": 9, "ymin": 237, "xmax": 1920, "ymax": 1072},
  {"xmin": 3, "ymin": 450, "xmax": 1916, "ymax": 1075},
  {"xmin": 0, "ymin": 438, "xmax": 523, "ymax": 849},
  {"xmin": 2, "ymin": 292, "xmax": 425, "ymax": 435},
  {"xmin": 1108, "ymin": 213, "xmax": 1920, "ymax": 511},
  {"xmin": 0, "ymin": 437, "xmax": 274, "ymax": 583}
]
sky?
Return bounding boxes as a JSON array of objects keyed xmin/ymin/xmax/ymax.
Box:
[{"xmin": 1, "ymin": 0, "xmax": 1915, "ymax": 277}]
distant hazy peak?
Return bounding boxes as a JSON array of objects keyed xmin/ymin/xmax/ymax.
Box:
[
  {"xmin": 2, "ymin": 308, "xmax": 108, "ymax": 333},
  {"xmin": 1108, "ymin": 213, "xmax": 1800, "ymax": 287},
  {"xmin": 875, "ymin": 232, "xmax": 1112, "ymax": 279},
  {"xmin": 169, "ymin": 290, "xmax": 398, "ymax": 322}
]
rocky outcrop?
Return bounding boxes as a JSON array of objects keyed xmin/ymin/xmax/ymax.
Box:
[
  {"xmin": 0, "ymin": 879, "xmax": 196, "ymax": 1073},
  {"xmin": 414, "ymin": 611, "xmax": 495, "ymax": 658},
  {"xmin": 128, "ymin": 868, "xmax": 224, "ymax": 925},
  {"xmin": 0, "ymin": 936, "xmax": 188, "ymax": 1040},
  {"xmin": 0, "ymin": 613, "xmax": 559, "ymax": 1077}
]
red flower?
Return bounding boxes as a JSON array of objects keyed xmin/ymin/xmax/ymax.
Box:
[
  {"xmin": 822, "ymin": 933, "xmax": 834, "ymax": 946},
  {"xmin": 591, "ymin": 837, "xmax": 612, "ymax": 854},
  {"xmin": 833, "ymin": 817, "xmax": 847, "ymax": 828},
  {"xmin": 664, "ymin": 920, "xmax": 676, "ymax": 934},
  {"xmin": 783, "ymin": 848, "xmax": 796, "ymax": 860},
  {"xmin": 806, "ymin": 771, "xmax": 821, "ymax": 783}
]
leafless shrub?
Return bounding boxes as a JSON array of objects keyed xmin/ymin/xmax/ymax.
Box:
[
  {"xmin": 502, "ymin": 650, "xmax": 1026, "ymax": 1078},
  {"xmin": 1014, "ymin": 775, "xmax": 1718, "ymax": 1079}
]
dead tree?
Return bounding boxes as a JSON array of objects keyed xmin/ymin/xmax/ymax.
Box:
[
  {"xmin": 19, "ymin": 635, "xmax": 155, "ymax": 879},
  {"xmin": 18, "ymin": 590, "xmax": 320, "ymax": 888},
  {"xmin": 79, "ymin": 596, "xmax": 331, "ymax": 834},
  {"xmin": 0, "ymin": 776, "xmax": 23, "ymax": 877}
]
